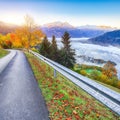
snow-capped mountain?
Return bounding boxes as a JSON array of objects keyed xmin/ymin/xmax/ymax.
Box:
[{"xmin": 42, "ymin": 21, "xmax": 74, "ymax": 29}]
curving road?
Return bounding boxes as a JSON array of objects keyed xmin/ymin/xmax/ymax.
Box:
[{"xmin": 0, "ymin": 50, "xmax": 49, "ymax": 120}]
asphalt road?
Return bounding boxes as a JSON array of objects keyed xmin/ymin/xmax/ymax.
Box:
[{"xmin": 0, "ymin": 50, "xmax": 49, "ymax": 120}]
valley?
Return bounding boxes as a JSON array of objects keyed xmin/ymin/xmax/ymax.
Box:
[{"xmin": 51, "ymin": 38, "xmax": 120, "ymax": 79}]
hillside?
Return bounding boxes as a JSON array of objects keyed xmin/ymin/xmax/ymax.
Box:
[
  {"xmin": 89, "ymin": 30, "xmax": 120, "ymax": 46},
  {"xmin": 0, "ymin": 21, "xmax": 18, "ymax": 34}
]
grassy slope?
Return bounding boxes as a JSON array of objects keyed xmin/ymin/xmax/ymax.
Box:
[
  {"xmin": 0, "ymin": 49, "xmax": 9, "ymax": 58},
  {"xmin": 26, "ymin": 53, "xmax": 120, "ymax": 120}
]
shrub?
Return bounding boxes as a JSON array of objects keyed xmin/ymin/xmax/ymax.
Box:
[
  {"xmin": 80, "ymin": 70, "xmax": 87, "ymax": 76},
  {"xmin": 117, "ymin": 81, "xmax": 120, "ymax": 89}
]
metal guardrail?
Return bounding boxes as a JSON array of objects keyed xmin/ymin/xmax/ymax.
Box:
[{"xmin": 30, "ymin": 50, "xmax": 120, "ymax": 116}]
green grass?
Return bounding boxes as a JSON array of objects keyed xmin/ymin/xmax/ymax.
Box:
[
  {"xmin": 85, "ymin": 69, "xmax": 101, "ymax": 75},
  {"xmin": 0, "ymin": 49, "xmax": 9, "ymax": 58},
  {"xmin": 26, "ymin": 52, "xmax": 120, "ymax": 120}
]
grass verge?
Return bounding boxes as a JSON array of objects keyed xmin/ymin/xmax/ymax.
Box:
[
  {"xmin": 0, "ymin": 49, "xmax": 9, "ymax": 58},
  {"xmin": 26, "ymin": 52, "xmax": 120, "ymax": 120}
]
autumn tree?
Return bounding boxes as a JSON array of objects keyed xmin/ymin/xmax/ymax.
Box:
[
  {"xmin": 0, "ymin": 34, "xmax": 4, "ymax": 48},
  {"xmin": 24, "ymin": 15, "xmax": 34, "ymax": 49},
  {"xmin": 13, "ymin": 15, "xmax": 45, "ymax": 49},
  {"xmin": 102, "ymin": 61, "xmax": 117, "ymax": 77},
  {"xmin": 0, "ymin": 33, "xmax": 13, "ymax": 48}
]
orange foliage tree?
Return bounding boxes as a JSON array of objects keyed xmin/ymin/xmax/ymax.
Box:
[
  {"xmin": 0, "ymin": 15, "xmax": 45, "ymax": 49},
  {"xmin": 102, "ymin": 61, "xmax": 117, "ymax": 78}
]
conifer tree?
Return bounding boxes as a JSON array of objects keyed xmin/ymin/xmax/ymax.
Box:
[
  {"xmin": 60, "ymin": 31, "xmax": 75, "ymax": 68},
  {"xmin": 50, "ymin": 35, "xmax": 58, "ymax": 61},
  {"xmin": 39, "ymin": 36, "xmax": 51, "ymax": 58}
]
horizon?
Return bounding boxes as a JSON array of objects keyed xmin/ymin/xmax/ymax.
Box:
[
  {"xmin": 0, "ymin": 20, "xmax": 119, "ymax": 29},
  {"xmin": 0, "ymin": 0, "xmax": 120, "ymax": 28}
]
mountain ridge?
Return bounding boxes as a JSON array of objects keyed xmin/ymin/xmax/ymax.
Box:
[
  {"xmin": 40, "ymin": 22, "xmax": 117, "ymax": 38},
  {"xmin": 89, "ymin": 30, "xmax": 120, "ymax": 46}
]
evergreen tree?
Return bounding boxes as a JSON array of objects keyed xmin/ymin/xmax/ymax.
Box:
[
  {"xmin": 51, "ymin": 35, "xmax": 57, "ymax": 51},
  {"xmin": 60, "ymin": 31, "xmax": 75, "ymax": 68},
  {"xmin": 50, "ymin": 35, "xmax": 58, "ymax": 61},
  {"xmin": 39, "ymin": 36, "xmax": 51, "ymax": 58}
]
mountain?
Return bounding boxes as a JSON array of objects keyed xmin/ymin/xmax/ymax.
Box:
[
  {"xmin": 89, "ymin": 30, "xmax": 120, "ymax": 46},
  {"xmin": 0, "ymin": 21, "xmax": 18, "ymax": 34},
  {"xmin": 43, "ymin": 21, "xmax": 74, "ymax": 29},
  {"xmin": 77, "ymin": 25, "xmax": 116, "ymax": 30},
  {"xmin": 41, "ymin": 22, "xmax": 116, "ymax": 38}
]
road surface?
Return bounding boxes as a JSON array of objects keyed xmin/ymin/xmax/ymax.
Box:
[{"xmin": 0, "ymin": 50, "xmax": 49, "ymax": 120}]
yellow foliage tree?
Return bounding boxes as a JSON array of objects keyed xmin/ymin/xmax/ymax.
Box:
[{"xmin": 14, "ymin": 15, "xmax": 45, "ymax": 49}]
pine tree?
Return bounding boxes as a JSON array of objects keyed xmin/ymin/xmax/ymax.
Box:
[
  {"xmin": 50, "ymin": 35, "xmax": 58, "ymax": 61},
  {"xmin": 60, "ymin": 31, "xmax": 75, "ymax": 68},
  {"xmin": 39, "ymin": 36, "xmax": 51, "ymax": 58},
  {"xmin": 51, "ymin": 35, "xmax": 57, "ymax": 51}
]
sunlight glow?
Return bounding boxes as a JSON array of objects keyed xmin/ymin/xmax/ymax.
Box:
[{"xmin": 0, "ymin": 13, "xmax": 24, "ymax": 25}]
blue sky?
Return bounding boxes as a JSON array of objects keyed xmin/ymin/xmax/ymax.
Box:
[{"xmin": 0, "ymin": 0, "xmax": 120, "ymax": 27}]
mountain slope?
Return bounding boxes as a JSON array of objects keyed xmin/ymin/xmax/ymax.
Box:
[{"xmin": 89, "ymin": 30, "xmax": 120, "ymax": 45}]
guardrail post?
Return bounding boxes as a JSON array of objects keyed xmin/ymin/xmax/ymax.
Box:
[{"xmin": 54, "ymin": 69, "xmax": 57, "ymax": 78}]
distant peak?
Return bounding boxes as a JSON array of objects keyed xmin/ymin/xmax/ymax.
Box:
[
  {"xmin": 77, "ymin": 24, "xmax": 117, "ymax": 30},
  {"xmin": 42, "ymin": 21, "xmax": 74, "ymax": 28},
  {"xmin": 97, "ymin": 25, "xmax": 118, "ymax": 29}
]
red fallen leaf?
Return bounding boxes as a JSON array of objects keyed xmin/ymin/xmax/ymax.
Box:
[
  {"xmin": 54, "ymin": 112, "xmax": 59, "ymax": 116},
  {"xmin": 73, "ymin": 110, "xmax": 77, "ymax": 115},
  {"xmin": 96, "ymin": 113, "xmax": 100, "ymax": 118},
  {"xmin": 59, "ymin": 116, "xmax": 62, "ymax": 119},
  {"xmin": 66, "ymin": 117, "xmax": 72, "ymax": 120},
  {"xmin": 59, "ymin": 94, "xmax": 64, "ymax": 99},
  {"xmin": 64, "ymin": 103, "xmax": 69, "ymax": 107},
  {"xmin": 83, "ymin": 110, "xmax": 87, "ymax": 115},
  {"xmin": 59, "ymin": 106, "xmax": 63, "ymax": 111},
  {"xmin": 75, "ymin": 115, "xmax": 80, "ymax": 120},
  {"xmin": 75, "ymin": 107, "xmax": 79, "ymax": 109},
  {"xmin": 86, "ymin": 110, "xmax": 90, "ymax": 114}
]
